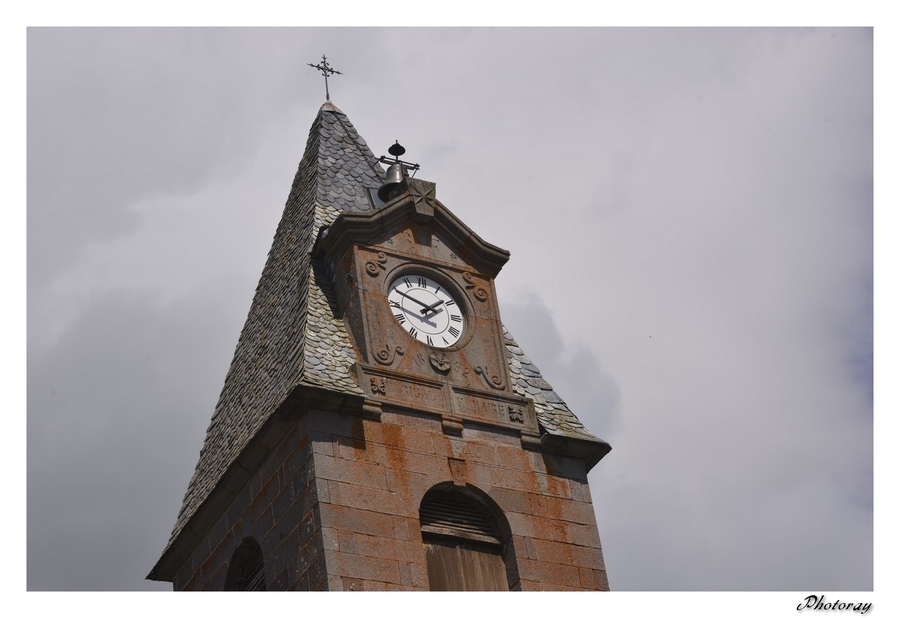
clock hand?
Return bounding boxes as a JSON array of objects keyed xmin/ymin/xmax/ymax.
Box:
[
  {"xmin": 396, "ymin": 290, "xmax": 435, "ymax": 312},
  {"xmin": 395, "ymin": 294, "xmax": 439, "ymax": 326},
  {"xmin": 420, "ymin": 298, "xmax": 444, "ymax": 315},
  {"xmin": 403, "ymin": 307, "xmax": 437, "ymax": 327}
]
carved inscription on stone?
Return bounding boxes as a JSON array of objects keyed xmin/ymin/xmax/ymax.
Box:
[
  {"xmin": 390, "ymin": 379, "xmax": 444, "ymax": 408},
  {"xmin": 360, "ymin": 367, "xmax": 448, "ymax": 413},
  {"xmin": 452, "ymin": 390, "xmax": 535, "ymax": 431}
]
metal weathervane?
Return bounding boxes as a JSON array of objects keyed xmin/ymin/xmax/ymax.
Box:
[{"xmin": 308, "ymin": 55, "xmax": 342, "ymax": 101}]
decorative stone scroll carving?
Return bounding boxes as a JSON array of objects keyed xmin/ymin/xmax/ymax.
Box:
[
  {"xmin": 507, "ymin": 405, "xmax": 525, "ymax": 424},
  {"xmin": 374, "ymin": 344, "xmax": 404, "ymax": 366},
  {"xmin": 369, "ymin": 376, "xmax": 386, "ymax": 396},
  {"xmin": 475, "ymin": 366, "xmax": 505, "ymax": 390},
  {"xmin": 462, "ymin": 271, "xmax": 488, "ymax": 302},
  {"xmin": 365, "ymin": 252, "xmax": 388, "ymax": 277}
]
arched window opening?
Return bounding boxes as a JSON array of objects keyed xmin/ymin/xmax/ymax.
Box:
[
  {"xmin": 420, "ymin": 486, "xmax": 513, "ymax": 591},
  {"xmin": 224, "ymin": 537, "xmax": 266, "ymax": 591}
]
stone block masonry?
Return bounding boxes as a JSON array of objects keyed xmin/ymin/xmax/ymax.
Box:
[
  {"xmin": 172, "ymin": 403, "xmax": 609, "ymax": 591},
  {"xmin": 311, "ymin": 406, "xmax": 608, "ymax": 591},
  {"xmin": 173, "ymin": 418, "xmax": 326, "ymax": 590}
]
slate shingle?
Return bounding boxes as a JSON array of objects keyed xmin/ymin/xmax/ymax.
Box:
[{"xmin": 502, "ymin": 325, "xmax": 601, "ymax": 442}]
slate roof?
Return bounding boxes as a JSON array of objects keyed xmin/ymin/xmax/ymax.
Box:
[
  {"xmin": 503, "ymin": 326, "xmax": 601, "ymax": 441},
  {"xmin": 164, "ymin": 102, "xmax": 378, "ymax": 551},
  {"xmin": 162, "ymin": 102, "xmax": 601, "ymax": 556}
]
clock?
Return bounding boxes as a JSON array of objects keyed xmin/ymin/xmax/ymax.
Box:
[{"xmin": 387, "ymin": 273, "xmax": 465, "ymax": 348}]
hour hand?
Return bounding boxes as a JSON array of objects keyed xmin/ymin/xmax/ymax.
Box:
[{"xmin": 420, "ymin": 299, "xmax": 444, "ymax": 315}]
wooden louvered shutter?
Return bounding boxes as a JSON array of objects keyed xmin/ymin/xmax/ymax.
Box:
[
  {"xmin": 224, "ymin": 538, "xmax": 267, "ymax": 591},
  {"xmin": 239, "ymin": 548, "xmax": 266, "ymax": 591},
  {"xmin": 420, "ymin": 492, "xmax": 509, "ymax": 591}
]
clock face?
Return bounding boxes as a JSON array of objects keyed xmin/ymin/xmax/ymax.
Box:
[{"xmin": 387, "ymin": 274, "xmax": 465, "ymax": 348}]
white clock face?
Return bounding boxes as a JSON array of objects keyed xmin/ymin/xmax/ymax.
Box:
[{"xmin": 388, "ymin": 274, "xmax": 465, "ymax": 348}]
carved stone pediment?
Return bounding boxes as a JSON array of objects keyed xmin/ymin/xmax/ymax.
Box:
[
  {"xmin": 313, "ymin": 178, "xmax": 510, "ymax": 279},
  {"xmin": 311, "ymin": 177, "xmax": 515, "ymax": 398}
]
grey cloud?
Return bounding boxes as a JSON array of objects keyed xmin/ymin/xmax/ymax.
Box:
[
  {"xmin": 26, "ymin": 28, "xmax": 873, "ymax": 594},
  {"xmin": 27, "ymin": 28, "xmax": 343, "ymax": 292},
  {"xmin": 500, "ymin": 295, "xmax": 622, "ymax": 442},
  {"xmin": 28, "ymin": 281, "xmax": 247, "ymax": 590}
]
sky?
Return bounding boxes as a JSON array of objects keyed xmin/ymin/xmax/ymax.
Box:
[{"xmin": 23, "ymin": 25, "xmax": 879, "ymax": 602}]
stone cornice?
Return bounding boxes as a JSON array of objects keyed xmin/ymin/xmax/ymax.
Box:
[{"xmin": 313, "ymin": 178, "xmax": 510, "ymax": 279}]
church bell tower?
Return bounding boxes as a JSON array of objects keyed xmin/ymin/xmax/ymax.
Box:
[{"xmin": 148, "ymin": 99, "xmax": 612, "ymax": 591}]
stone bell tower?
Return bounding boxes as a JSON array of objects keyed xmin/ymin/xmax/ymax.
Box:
[{"xmin": 148, "ymin": 100, "xmax": 612, "ymax": 591}]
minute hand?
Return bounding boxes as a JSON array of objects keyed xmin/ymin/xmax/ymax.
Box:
[{"xmin": 397, "ymin": 290, "xmax": 437, "ymax": 313}]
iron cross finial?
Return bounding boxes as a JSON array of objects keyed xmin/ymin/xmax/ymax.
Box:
[{"xmin": 308, "ymin": 55, "xmax": 342, "ymax": 101}]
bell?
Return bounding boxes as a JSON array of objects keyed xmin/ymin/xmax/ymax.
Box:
[{"xmin": 378, "ymin": 162, "xmax": 405, "ymax": 203}]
